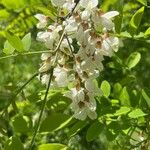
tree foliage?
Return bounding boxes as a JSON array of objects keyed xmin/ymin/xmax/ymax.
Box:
[{"xmin": 0, "ymin": 0, "xmax": 150, "ymax": 150}]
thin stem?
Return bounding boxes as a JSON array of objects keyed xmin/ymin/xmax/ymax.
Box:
[
  {"xmin": 29, "ymin": 30, "xmax": 65, "ymax": 149},
  {"xmin": 0, "ymin": 50, "xmax": 51, "ymax": 60},
  {"xmin": 65, "ymin": 0, "xmax": 80, "ymax": 18},
  {"xmin": 1, "ymin": 72, "xmax": 39, "ymax": 117},
  {"xmin": 29, "ymin": 68, "xmax": 54, "ymax": 150},
  {"xmin": 65, "ymin": 34, "xmax": 75, "ymax": 58},
  {"xmin": 29, "ymin": 1, "xmax": 80, "ymax": 148},
  {"xmin": 15, "ymin": 72, "xmax": 39, "ymax": 95}
]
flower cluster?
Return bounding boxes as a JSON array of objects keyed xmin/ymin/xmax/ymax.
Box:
[{"xmin": 35, "ymin": 0, "xmax": 119, "ymax": 120}]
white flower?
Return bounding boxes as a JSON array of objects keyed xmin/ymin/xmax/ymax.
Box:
[
  {"xmin": 85, "ymin": 79, "xmax": 101, "ymax": 95},
  {"xmin": 80, "ymin": 0, "xmax": 98, "ymax": 9},
  {"xmin": 39, "ymin": 59, "xmax": 51, "ymax": 73},
  {"xmin": 64, "ymin": 17, "xmax": 78, "ymax": 34},
  {"xmin": 51, "ymin": 0, "xmax": 66, "ymax": 7},
  {"xmin": 41, "ymin": 53, "xmax": 51, "ymax": 61},
  {"xmin": 37, "ymin": 32, "xmax": 51, "ymax": 42},
  {"xmin": 102, "ymin": 36, "xmax": 119, "ymax": 56},
  {"xmin": 40, "ymin": 74, "xmax": 50, "ymax": 85},
  {"xmin": 92, "ymin": 11, "xmax": 119, "ymax": 31},
  {"xmin": 36, "ymin": 2, "xmax": 120, "ymax": 120},
  {"xmin": 65, "ymin": 88, "xmax": 85, "ymax": 102},
  {"xmin": 37, "ymin": 25, "xmax": 62, "ymax": 49},
  {"xmin": 35, "ymin": 14, "xmax": 47, "ymax": 29},
  {"xmin": 63, "ymin": 0, "xmax": 76, "ymax": 11},
  {"xmin": 53, "ymin": 67, "xmax": 69, "ymax": 87},
  {"xmin": 80, "ymin": 0, "xmax": 98, "ymax": 20},
  {"xmin": 70, "ymin": 92, "xmax": 97, "ymax": 120}
]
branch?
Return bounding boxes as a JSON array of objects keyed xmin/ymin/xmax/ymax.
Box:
[
  {"xmin": 1, "ymin": 72, "xmax": 39, "ymax": 117},
  {"xmin": 29, "ymin": 29, "xmax": 65, "ymax": 149},
  {"xmin": 0, "ymin": 50, "xmax": 52, "ymax": 60},
  {"xmin": 29, "ymin": 68, "xmax": 54, "ymax": 150}
]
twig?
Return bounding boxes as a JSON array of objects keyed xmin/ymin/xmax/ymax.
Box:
[
  {"xmin": 65, "ymin": 34, "xmax": 75, "ymax": 58},
  {"xmin": 1, "ymin": 72, "xmax": 39, "ymax": 117},
  {"xmin": 29, "ymin": 29, "xmax": 65, "ymax": 149},
  {"xmin": 29, "ymin": 1, "xmax": 81, "ymax": 148},
  {"xmin": 0, "ymin": 50, "xmax": 51, "ymax": 60},
  {"xmin": 29, "ymin": 68, "xmax": 54, "ymax": 150}
]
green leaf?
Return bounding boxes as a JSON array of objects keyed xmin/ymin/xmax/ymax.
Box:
[
  {"xmin": 4, "ymin": 136, "xmax": 24, "ymax": 150},
  {"xmin": 129, "ymin": 7, "xmax": 145, "ymax": 35},
  {"xmin": 47, "ymin": 92, "xmax": 70, "ymax": 111},
  {"xmin": 128, "ymin": 109, "xmax": 147, "ymax": 118},
  {"xmin": 5, "ymin": 32, "xmax": 24, "ymax": 52},
  {"xmin": 136, "ymin": 0, "xmax": 147, "ymax": 6},
  {"xmin": 40, "ymin": 113, "xmax": 72, "ymax": 133},
  {"xmin": 37, "ymin": 143, "xmax": 67, "ymax": 150},
  {"xmin": 34, "ymin": 5, "xmax": 56, "ymax": 21},
  {"xmin": 101, "ymin": 80, "xmax": 111, "ymax": 98},
  {"xmin": 126, "ymin": 52, "xmax": 141, "ymax": 69},
  {"xmin": 12, "ymin": 115, "xmax": 29, "ymax": 133},
  {"xmin": 86, "ymin": 121, "xmax": 104, "ymax": 142},
  {"xmin": 119, "ymin": 87, "xmax": 131, "ymax": 106},
  {"xmin": 0, "ymin": 9, "xmax": 10, "ymax": 20},
  {"xmin": 114, "ymin": 0, "xmax": 124, "ymax": 33},
  {"xmin": 1, "ymin": 0, "xmax": 28, "ymax": 11},
  {"xmin": 68, "ymin": 120, "xmax": 87, "ymax": 137},
  {"xmin": 114, "ymin": 107, "xmax": 131, "ymax": 116},
  {"xmin": 113, "ymin": 83, "xmax": 122, "ymax": 98},
  {"xmin": 142, "ymin": 89, "xmax": 150, "ymax": 108},
  {"xmin": 144, "ymin": 27, "xmax": 150, "ymax": 36},
  {"xmin": 22, "ymin": 33, "xmax": 31, "ymax": 51},
  {"xmin": 3, "ymin": 40, "xmax": 15, "ymax": 54}
]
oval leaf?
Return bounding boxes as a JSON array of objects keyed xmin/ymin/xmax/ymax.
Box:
[
  {"xmin": 37, "ymin": 143, "xmax": 67, "ymax": 150},
  {"xmin": 86, "ymin": 121, "xmax": 104, "ymax": 142},
  {"xmin": 67, "ymin": 120, "xmax": 87, "ymax": 137},
  {"xmin": 129, "ymin": 7, "xmax": 145, "ymax": 35},
  {"xmin": 40, "ymin": 113, "xmax": 72, "ymax": 133},
  {"xmin": 126, "ymin": 52, "xmax": 141, "ymax": 69},
  {"xmin": 5, "ymin": 32, "xmax": 24, "ymax": 52},
  {"xmin": 12, "ymin": 115, "xmax": 29, "ymax": 133},
  {"xmin": 22, "ymin": 33, "xmax": 31, "ymax": 51},
  {"xmin": 3, "ymin": 40, "xmax": 15, "ymax": 54},
  {"xmin": 119, "ymin": 87, "xmax": 131, "ymax": 106},
  {"xmin": 101, "ymin": 80, "xmax": 111, "ymax": 98}
]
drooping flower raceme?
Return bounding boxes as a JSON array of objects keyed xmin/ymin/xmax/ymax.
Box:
[{"xmin": 35, "ymin": 0, "xmax": 120, "ymax": 120}]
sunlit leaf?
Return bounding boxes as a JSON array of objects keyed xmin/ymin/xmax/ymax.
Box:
[
  {"xmin": 114, "ymin": 107, "xmax": 131, "ymax": 116},
  {"xmin": 136, "ymin": 0, "xmax": 147, "ymax": 6},
  {"xmin": 101, "ymin": 80, "xmax": 111, "ymax": 98},
  {"xmin": 5, "ymin": 32, "xmax": 24, "ymax": 52},
  {"xmin": 37, "ymin": 143, "xmax": 67, "ymax": 150},
  {"xmin": 129, "ymin": 7, "xmax": 145, "ymax": 35},
  {"xmin": 126, "ymin": 52, "xmax": 141, "ymax": 69},
  {"xmin": 144, "ymin": 27, "xmax": 150, "ymax": 36},
  {"xmin": 142, "ymin": 89, "xmax": 150, "ymax": 108},
  {"xmin": 128, "ymin": 109, "xmax": 146, "ymax": 118},
  {"xmin": 3, "ymin": 40, "xmax": 15, "ymax": 54},
  {"xmin": 119, "ymin": 87, "xmax": 130, "ymax": 106},
  {"xmin": 22, "ymin": 33, "xmax": 31, "ymax": 51}
]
